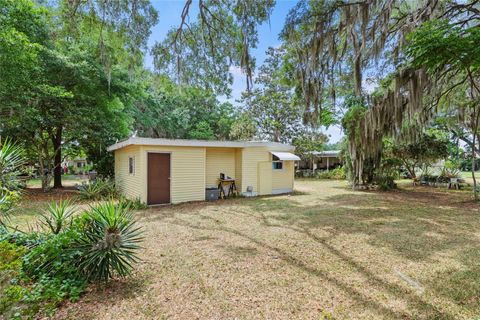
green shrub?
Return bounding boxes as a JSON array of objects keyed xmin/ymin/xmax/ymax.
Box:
[
  {"xmin": 38, "ymin": 199, "xmax": 76, "ymax": 234},
  {"xmin": 1, "ymin": 201, "xmax": 143, "ymax": 318},
  {"xmin": 78, "ymin": 178, "xmax": 118, "ymax": 200},
  {"xmin": 24, "ymin": 274, "xmax": 85, "ymax": 316},
  {"xmin": 96, "ymin": 178, "xmax": 118, "ymax": 198},
  {"xmin": 314, "ymin": 166, "xmax": 346, "ymax": 180},
  {"xmin": 0, "ymin": 190, "xmax": 21, "ymax": 228},
  {"xmin": 118, "ymin": 197, "xmax": 148, "ymax": 210},
  {"xmin": 438, "ymin": 167, "xmax": 461, "ymax": 183},
  {"xmin": 78, "ymin": 182, "xmax": 102, "ymax": 200},
  {"xmin": 374, "ymin": 174, "xmax": 397, "ymax": 191},
  {"xmin": 0, "ymin": 233, "xmax": 86, "ymax": 319},
  {"xmin": 76, "ymin": 202, "xmax": 142, "ymax": 282},
  {"xmin": 0, "ymin": 241, "xmax": 25, "ymax": 272},
  {"xmin": 20, "ymin": 222, "xmax": 87, "ymax": 316},
  {"xmin": 0, "ymin": 241, "xmax": 27, "ymax": 318},
  {"xmin": 22, "ymin": 228, "xmax": 82, "ymax": 281},
  {"xmin": 0, "ymin": 231, "xmax": 46, "ymax": 249}
]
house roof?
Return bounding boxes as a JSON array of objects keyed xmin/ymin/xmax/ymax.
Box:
[
  {"xmin": 107, "ymin": 137, "xmax": 295, "ymax": 152},
  {"xmin": 311, "ymin": 150, "xmax": 341, "ymax": 157}
]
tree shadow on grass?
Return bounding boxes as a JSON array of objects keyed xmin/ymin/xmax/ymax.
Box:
[
  {"xmin": 168, "ymin": 214, "xmax": 455, "ymax": 319},
  {"xmin": 426, "ymin": 247, "xmax": 480, "ymax": 313},
  {"xmin": 135, "ymin": 182, "xmax": 477, "ymax": 317},
  {"xmin": 253, "ymin": 188, "xmax": 479, "ymax": 262},
  {"xmin": 244, "ymin": 190, "xmax": 479, "ymax": 316},
  {"xmin": 218, "ymin": 244, "xmax": 259, "ymax": 257}
]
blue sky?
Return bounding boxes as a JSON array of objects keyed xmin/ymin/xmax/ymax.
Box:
[{"xmin": 145, "ymin": 0, "xmax": 344, "ymax": 143}]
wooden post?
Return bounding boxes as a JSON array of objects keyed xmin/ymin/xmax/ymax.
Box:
[{"xmin": 327, "ymin": 157, "xmax": 330, "ymax": 172}]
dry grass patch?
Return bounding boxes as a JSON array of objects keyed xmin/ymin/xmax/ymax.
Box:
[{"xmin": 13, "ymin": 180, "xmax": 480, "ymax": 319}]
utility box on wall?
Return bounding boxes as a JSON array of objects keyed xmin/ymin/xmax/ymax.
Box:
[{"xmin": 205, "ymin": 187, "xmax": 220, "ymax": 201}]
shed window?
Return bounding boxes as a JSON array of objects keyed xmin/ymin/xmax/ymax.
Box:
[
  {"xmin": 128, "ymin": 157, "xmax": 135, "ymax": 175},
  {"xmin": 272, "ymin": 161, "xmax": 283, "ymax": 170}
]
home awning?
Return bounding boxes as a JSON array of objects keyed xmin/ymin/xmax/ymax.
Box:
[{"xmin": 270, "ymin": 151, "xmax": 301, "ymax": 161}]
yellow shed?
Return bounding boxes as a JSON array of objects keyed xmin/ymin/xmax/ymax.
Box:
[{"xmin": 107, "ymin": 138, "xmax": 300, "ymax": 205}]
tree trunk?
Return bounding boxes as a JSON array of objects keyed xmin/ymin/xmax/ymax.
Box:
[
  {"xmin": 472, "ymin": 135, "xmax": 477, "ymax": 201},
  {"xmin": 467, "ymin": 70, "xmax": 480, "ymax": 201},
  {"xmin": 38, "ymin": 152, "xmax": 52, "ymax": 192},
  {"xmin": 403, "ymin": 159, "xmax": 416, "ymax": 179},
  {"xmin": 472, "ymin": 110, "xmax": 479, "ymax": 201},
  {"xmin": 52, "ymin": 126, "xmax": 63, "ymax": 189}
]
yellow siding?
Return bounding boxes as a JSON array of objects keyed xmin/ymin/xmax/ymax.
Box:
[
  {"xmin": 114, "ymin": 144, "xmax": 296, "ymax": 204},
  {"xmin": 258, "ymin": 162, "xmax": 273, "ymax": 195},
  {"xmin": 205, "ymin": 148, "xmax": 236, "ymax": 187},
  {"xmin": 272, "ymin": 160, "xmax": 294, "ymax": 191},
  {"xmin": 234, "ymin": 149, "xmax": 242, "ymax": 192},
  {"xmin": 140, "ymin": 146, "xmax": 206, "ymax": 204},
  {"xmin": 240, "ymin": 147, "xmax": 270, "ymax": 194},
  {"xmin": 115, "ymin": 146, "xmax": 205, "ymax": 204},
  {"xmin": 114, "ymin": 145, "xmax": 144, "ymax": 200}
]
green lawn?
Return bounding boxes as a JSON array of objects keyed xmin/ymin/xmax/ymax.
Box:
[
  {"xmin": 9, "ymin": 180, "xmax": 480, "ymax": 319},
  {"xmin": 26, "ymin": 174, "xmax": 87, "ymax": 188},
  {"xmin": 460, "ymin": 171, "xmax": 480, "ymax": 183}
]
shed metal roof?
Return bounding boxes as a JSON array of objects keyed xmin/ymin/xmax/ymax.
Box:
[
  {"xmin": 107, "ymin": 137, "xmax": 295, "ymax": 152},
  {"xmin": 311, "ymin": 150, "xmax": 341, "ymax": 157}
]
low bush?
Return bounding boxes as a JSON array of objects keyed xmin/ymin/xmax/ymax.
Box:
[
  {"xmin": 118, "ymin": 197, "xmax": 148, "ymax": 210},
  {"xmin": 314, "ymin": 166, "xmax": 346, "ymax": 180},
  {"xmin": 78, "ymin": 178, "xmax": 118, "ymax": 200},
  {"xmin": 77, "ymin": 182, "xmax": 103, "ymax": 200},
  {"xmin": 438, "ymin": 167, "xmax": 461, "ymax": 183},
  {"xmin": 0, "ymin": 231, "xmax": 46, "ymax": 249},
  {"xmin": 97, "ymin": 178, "xmax": 118, "ymax": 198},
  {"xmin": 0, "ymin": 189, "xmax": 21, "ymax": 228},
  {"xmin": 22, "ymin": 227, "xmax": 83, "ymax": 281},
  {"xmin": 0, "ymin": 241, "xmax": 27, "ymax": 318},
  {"xmin": 23, "ymin": 240, "xmax": 85, "ymax": 316},
  {"xmin": 0, "ymin": 201, "xmax": 142, "ymax": 318},
  {"xmin": 374, "ymin": 174, "xmax": 397, "ymax": 191}
]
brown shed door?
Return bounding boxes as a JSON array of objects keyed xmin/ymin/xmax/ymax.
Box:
[{"xmin": 147, "ymin": 153, "xmax": 171, "ymax": 205}]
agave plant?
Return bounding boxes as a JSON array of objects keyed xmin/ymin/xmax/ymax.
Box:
[
  {"xmin": 76, "ymin": 202, "xmax": 143, "ymax": 282},
  {"xmin": 38, "ymin": 199, "xmax": 76, "ymax": 234}
]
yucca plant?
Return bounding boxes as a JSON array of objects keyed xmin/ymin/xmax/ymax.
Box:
[
  {"xmin": 0, "ymin": 138, "xmax": 25, "ymax": 227},
  {"xmin": 75, "ymin": 202, "xmax": 143, "ymax": 282},
  {"xmin": 38, "ymin": 199, "xmax": 76, "ymax": 234},
  {"xmin": 77, "ymin": 178, "xmax": 118, "ymax": 200},
  {"xmin": 0, "ymin": 192, "xmax": 12, "ymax": 228},
  {"xmin": 0, "ymin": 138, "xmax": 26, "ymax": 191},
  {"xmin": 78, "ymin": 182, "xmax": 104, "ymax": 200},
  {"xmin": 96, "ymin": 178, "xmax": 118, "ymax": 198}
]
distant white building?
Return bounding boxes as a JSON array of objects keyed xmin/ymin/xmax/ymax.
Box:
[
  {"xmin": 298, "ymin": 150, "xmax": 343, "ymax": 172},
  {"xmin": 62, "ymin": 157, "xmax": 92, "ymax": 174}
]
